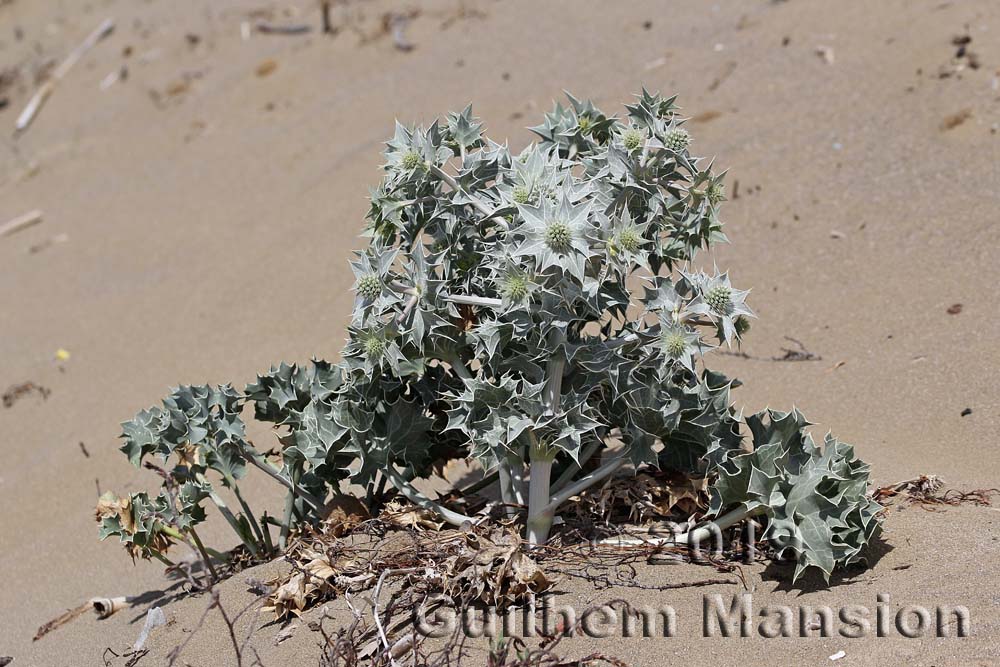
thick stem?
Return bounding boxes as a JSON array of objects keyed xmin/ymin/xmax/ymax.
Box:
[
  {"xmin": 524, "ymin": 329, "xmax": 568, "ymax": 544},
  {"xmin": 278, "ymin": 462, "xmax": 302, "ymax": 551},
  {"xmin": 543, "ymin": 330, "xmax": 566, "ymax": 416},
  {"xmin": 397, "ymin": 293, "xmax": 419, "ymax": 323},
  {"xmin": 541, "ymin": 455, "xmax": 627, "ymax": 517},
  {"xmin": 383, "ymin": 466, "xmax": 476, "ymax": 527},
  {"xmin": 445, "ymin": 293, "xmax": 503, "ymax": 308},
  {"xmin": 497, "ymin": 457, "xmax": 517, "ymax": 518},
  {"xmin": 525, "ymin": 455, "xmax": 554, "ymax": 545},
  {"xmin": 550, "ymin": 440, "xmax": 601, "ymax": 494}
]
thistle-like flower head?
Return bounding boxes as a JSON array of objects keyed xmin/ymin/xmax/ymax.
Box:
[
  {"xmin": 513, "ymin": 193, "xmax": 593, "ymax": 282},
  {"xmin": 544, "ymin": 220, "xmax": 572, "ymax": 252},
  {"xmin": 401, "ymin": 150, "xmax": 423, "ymax": 171},
  {"xmin": 363, "ymin": 334, "xmax": 386, "ymax": 358},
  {"xmin": 356, "ymin": 274, "xmax": 382, "ymax": 300},
  {"xmin": 622, "ymin": 128, "xmax": 644, "ymax": 151},
  {"xmin": 706, "ymin": 182, "xmax": 725, "ymax": 205},
  {"xmin": 512, "ymin": 185, "xmax": 532, "ymax": 204},
  {"xmin": 659, "ymin": 323, "xmax": 703, "ymax": 371},
  {"xmin": 664, "ymin": 127, "xmax": 691, "ymax": 152},
  {"xmin": 705, "ymin": 284, "xmax": 733, "ymax": 315},
  {"xmin": 686, "ymin": 271, "xmax": 755, "ymax": 344}
]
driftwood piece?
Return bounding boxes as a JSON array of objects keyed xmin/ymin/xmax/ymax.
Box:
[
  {"xmin": 15, "ymin": 18, "xmax": 114, "ymax": 135},
  {"xmin": 34, "ymin": 596, "xmax": 133, "ymax": 641},
  {"xmin": 0, "ymin": 209, "xmax": 42, "ymax": 237}
]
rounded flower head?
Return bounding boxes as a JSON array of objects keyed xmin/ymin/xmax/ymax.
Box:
[
  {"xmin": 544, "ymin": 220, "xmax": 572, "ymax": 252},
  {"xmin": 616, "ymin": 227, "xmax": 642, "ymax": 254},
  {"xmin": 659, "ymin": 323, "xmax": 703, "ymax": 371},
  {"xmin": 356, "ymin": 274, "xmax": 381, "ymax": 300},
  {"xmin": 401, "ymin": 150, "xmax": 423, "ymax": 171},
  {"xmin": 706, "ymin": 182, "xmax": 725, "ymax": 205},
  {"xmin": 622, "ymin": 128, "xmax": 644, "ymax": 151},
  {"xmin": 498, "ymin": 264, "xmax": 536, "ymax": 307},
  {"xmin": 705, "ymin": 284, "xmax": 733, "ymax": 315},
  {"xmin": 503, "ymin": 274, "xmax": 529, "ymax": 301},
  {"xmin": 512, "ymin": 185, "xmax": 532, "ymax": 204},
  {"xmin": 664, "ymin": 331, "xmax": 687, "ymax": 358},
  {"xmin": 513, "ymin": 193, "xmax": 593, "ymax": 282},
  {"xmin": 361, "ymin": 333, "xmax": 386, "ymax": 359},
  {"xmin": 686, "ymin": 271, "xmax": 754, "ymax": 345},
  {"xmin": 664, "ymin": 127, "xmax": 691, "ymax": 152}
]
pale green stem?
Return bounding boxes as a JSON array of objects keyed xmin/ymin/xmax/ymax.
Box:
[
  {"xmin": 526, "ymin": 453, "xmax": 554, "ymax": 545},
  {"xmin": 230, "ymin": 481, "xmax": 265, "ymax": 547},
  {"xmin": 383, "ymin": 466, "xmax": 476, "ymax": 527},
  {"xmin": 540, "ymin": 455, "xmax": 627, "ymax": 516},
  {"xmin": 195, "ymin": 473, "xmax": 259, "ymax": 557},
  {"xmin": 245, "ymin": 452, "xmax": 324, "ymax": 511},
  {"xmin": 543, "ymin": 330, "xmax": 566, "ymax": 416},
  {"xmin": 278, "ymin": 462, "xmax": 302, "ymax": 551},
  {"xmin": 550, "ymin": 440, "xmax": 601, "ymax": 494},
  {"xmin": 445, "ymin": 293, "xmax": 503, "ymax": 308},
  {"xmin": 496, "ymin": 457, "xmax": 516, "ymax": 518},
  {"xmin": 188, "ymin": 526, "xmax": 219, "ymax": 585},
  {"xmin": 524, "ymin": 330, "xmax": 568, "ymax": 543}
]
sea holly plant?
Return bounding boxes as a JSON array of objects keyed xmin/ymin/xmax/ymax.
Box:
[{"xmin": 98, "ymin": 91, "xmax": 882, "ymax": 584}]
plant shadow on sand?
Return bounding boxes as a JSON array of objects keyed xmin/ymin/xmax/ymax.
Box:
[{"xmin": 763, "ymin": 533, "xmax": 894, "ymax": 594}]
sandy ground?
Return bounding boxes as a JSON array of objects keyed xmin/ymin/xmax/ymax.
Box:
[{"xmin": 1, "ymin": 0, "xmax": 999, "ymax": 664}]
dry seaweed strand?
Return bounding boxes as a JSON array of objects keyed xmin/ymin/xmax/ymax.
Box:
[{"xmin": 873, "ymin": 475, "xmax": 998, "ymax": 510}]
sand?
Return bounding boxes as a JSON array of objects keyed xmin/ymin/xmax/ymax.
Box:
[{"xmin": 1, "ymin": 0, "xmax": 998, "ymax": 664}]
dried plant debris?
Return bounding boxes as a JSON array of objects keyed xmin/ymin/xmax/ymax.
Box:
[
  {"xmin": 264, "ymin": 551, "xmax": 369, "ymax": 619},
  {"xmin": 322, "ymin": 495, "xmax": 370, "ymax": 537},
  {"xmin": 568, "ymin": 471, "xmax": 708, "ymax": 526},
  {"xmin": 380, "ymin": 499, "xmax": 445, "ymax": 531},
  {"xmin": 2, "ymin": 381, "xmax": 50, "ymax": 408},
  {"xmin": 264, "ymin": 525, "xmax": 550, "ymax": 620},
  {"xmin": 435, "ymin": 531, "xmax": 553, "ymax": 606},
  {"xmin": 940, "ymin": 108, "xmax": 972, "ymax": 131},
  {"xmin": 874, "ymin": 475, "xmax": 998, "ymax": 509}
]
